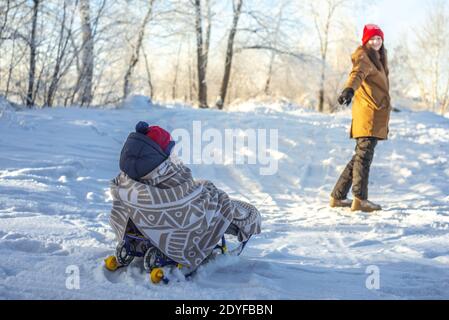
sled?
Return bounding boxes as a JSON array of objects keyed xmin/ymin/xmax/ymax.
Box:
[{"xmin": 104, "ymin": 226, "xmax": 249, "ymax": 284}]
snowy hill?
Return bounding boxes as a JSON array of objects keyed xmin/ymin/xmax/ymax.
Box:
[{"xmin": 1, "ymin": 98, "xmax": 449, "ymax": 299}]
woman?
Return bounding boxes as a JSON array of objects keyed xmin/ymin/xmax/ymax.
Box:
[{"xmin": 330, "ymin": 24, "xmax": 391, "ymax": 212}]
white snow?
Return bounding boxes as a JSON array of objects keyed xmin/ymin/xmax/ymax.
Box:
[{"xmin": 1, "ymin": 99, "xmax": 449, "ymax": 299}]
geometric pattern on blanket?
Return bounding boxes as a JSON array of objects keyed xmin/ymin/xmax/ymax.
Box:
[{"xmin": 109, "ymin": 157, "xmax": 261, "ymax": 269}]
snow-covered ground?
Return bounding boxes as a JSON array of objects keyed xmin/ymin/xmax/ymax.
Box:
[{"xmin": 1, "ymin": 97, "xmax": 449, "ymax": 299}]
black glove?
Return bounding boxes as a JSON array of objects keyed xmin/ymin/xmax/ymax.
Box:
[{"xmin": 338, "ymin": 88, "xmax": 354, "ymax": 106}]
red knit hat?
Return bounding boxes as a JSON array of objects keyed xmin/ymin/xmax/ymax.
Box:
[
  {"xmin": 362, "ymin": 24, "xmax": 384, "ymax": 46},
  {"xmin": 146, "ymin": 126, "xmax": 171, "ymax": 151}
]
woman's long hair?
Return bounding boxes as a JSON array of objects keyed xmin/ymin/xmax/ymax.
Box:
[{"xmin": 364, "ymin": 44, "xmax": 389, "ymax": 76}]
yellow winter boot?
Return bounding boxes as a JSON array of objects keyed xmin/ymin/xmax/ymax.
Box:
[
  {"xmin": 330, "ymin": 197, "xmax": 352, "ymax": 208},
  {"xmin": 351, "ymin": 198, "xmax": 382, "ymax": 213}
]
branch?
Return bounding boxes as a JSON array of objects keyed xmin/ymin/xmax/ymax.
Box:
[{"xmin": 236, "ymin": 45, "xmax": 318, "ymax": 62}]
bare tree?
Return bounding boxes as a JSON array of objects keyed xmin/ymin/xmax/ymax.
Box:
[
  {"xmin": 123, "ymin": 0, "xmax": 155, "ymax": 100},
  {"xmin": 171, "ymin": 39, "xmax": 183, "ymax": 100},
  {"xmin": 1, "ymin": 1, "xmax": 27, "ymax": 99},
  {"xmin": 45, "ymin": 1, "xmax": 78, "ymax": 107},
  {"xmin": 187, "ymin": 36, "xmax": 196, "ymax": 103},
  {"xmin": 0, "ymin": 1, "xmax": 12, "ymax": 48},
  {"xmin": 70, "ymin": 0, "xmax": 106, "ymax": 106},
  {"xmin": 193, "ymin": 0, "xmax": 212, "ymax": 108},
  {"xmin": 263, "ymin": 1, "xmax": 289, "ymax": 96},
  {"xmin": 78, "ymin": 0, "xmax": 94, "ymax": 106},
  {"xmin": 311, "ymin": 0, "xmax": 347, "ymax": 113},
  {"xmin": 235, "ymin": 1, "xmax": 317, "ymax": 100},
  {"xmin": 142, "ymin": 46, "xmax": 154, "ymax": 100},
  {"xmin": 216, "ymin": 0, "xmax": 243, "ymax": 109},
  {"xmin": 400, "ymin": 1, "xmax": 449, "ymax": 114},
  {"xmin": 26, "ymin": 0, "xmax": 40, "ymax": 107}
]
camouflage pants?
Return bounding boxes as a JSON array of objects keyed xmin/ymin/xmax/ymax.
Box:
[{"xmin": 331, "ymin": 137, "xmax": 378, "ymax": 201}]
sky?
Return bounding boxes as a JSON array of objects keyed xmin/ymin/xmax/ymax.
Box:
[
  {"xmin": 358, "ymin": 0, "xmax": 429, "ymax": 48},
  {"xmin": 259, "ymin": 0, "xmax": 434, "ymax": 52}
]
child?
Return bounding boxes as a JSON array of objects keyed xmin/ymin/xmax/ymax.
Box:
[{"xmin": 109, "ymin": 122, "xmax": 261, "ymax": 270}]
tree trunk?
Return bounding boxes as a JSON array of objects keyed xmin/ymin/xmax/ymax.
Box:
[
  {"xmin": 142, "ymin": 47, "xmax": 154, "ymax": 100},
  {"xmin": 0, "ymin": 0, "xmax": 12, "ymax": 51},
  {"xmin": 312, "ymin": 0, "xmax": 338, "ymax": 112},
  {"xmin": 46, "ymin": 2, "xmax": 72, "ymax": 107},
  {"xmin": 318, "ymin": 59, "xmax": 326, "ymax": 112},
  {"xmin": 216, "ymin": 0, "xmax": 243, "ymax": 110},
  {"xmin": 188, "ymin": 54, "xmax": 193, "ymax": 103},
  {"xmin": 264, "ymin": 53, "xmax": 275, "ymax": 95},
  {"xmin": 78, "ymin": 0, "xmax": 94, "ymax": 107},
  {"xmin": 5, "ymin": 36, "xmax": 16, "ymax": 99},
  {"xmin": 26, "ymin": 0, "xmax": 39, "ymax": 108},
  {"xmin": 172, "ymin": 40, "xmax": 183, "ymax": 100},
  {"xmin": 78, "ymin": 0, "xmax": 94, "ymax": 106},
  {"xmin": 123, "ymin": 0, "xmax": 154, "ymax": 100},
  {"xmin": 194, "ymin": 0, "xmax": 209, "ymax": 108},
  {"xmin": 264, "ymin": 1, "xmax": 285, "ymax": 95}
]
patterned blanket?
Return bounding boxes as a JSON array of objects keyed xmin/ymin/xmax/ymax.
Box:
[{"xmin": 109, "ymin": 157, "xmax": 261, "ymax": 268}]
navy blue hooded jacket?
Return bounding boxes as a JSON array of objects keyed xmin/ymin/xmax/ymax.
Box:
[{"xmin": 119, "ymin": 132, "xmax": 171, "ymax": 181}]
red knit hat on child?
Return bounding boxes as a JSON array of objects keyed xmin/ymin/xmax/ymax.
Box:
[
  {"xmin": 146, "ymin": 126, "xmax": 171, "ymax": 151},
  {"xmin": 135, "ymin": 121, "xmax": 174, "ymax": 153},
  {"xmin": 362, "ymin": 24, "xmax": 384, "ymax": 46}
]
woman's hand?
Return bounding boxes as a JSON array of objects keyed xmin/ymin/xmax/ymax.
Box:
[{"xmin": 338, "ymin": 88, "xmax": 355, "ymax": 106}]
